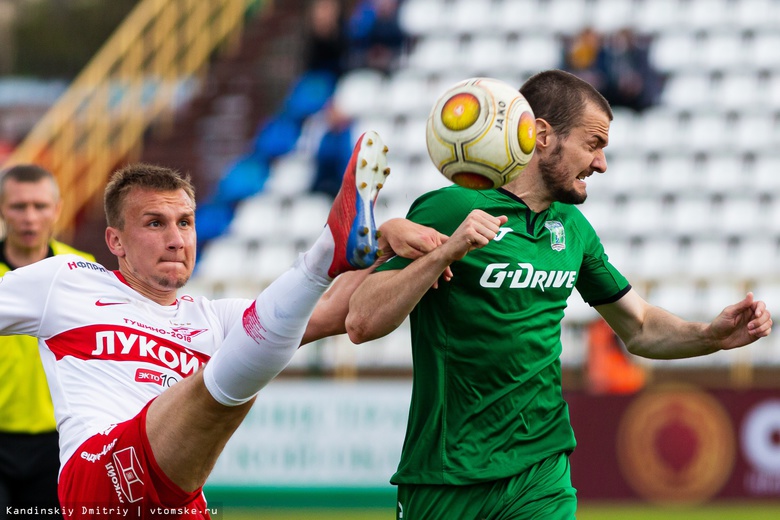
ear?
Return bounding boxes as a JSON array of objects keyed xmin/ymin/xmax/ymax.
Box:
[
  {"xmin": 105, "ymin": 227, "xmax": 126, "ymax": 258},
  {"xmin": 534, "ymin": 119, "xmax": 554, "ymax": 151},
  {"xmin": 53, "ymin": 199, "xmax": 63, "ymax": 223}
]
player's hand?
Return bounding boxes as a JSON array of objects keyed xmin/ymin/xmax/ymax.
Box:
[
  {"xmin": 711, "ymin": 293, "xmax": 773, "ymax": 350},
  {"xmin": 442, "ymin": 210, "xmax": 508, "ymax": 263},
  {"xmin": 377, "ymin": 218, "xmax": 452, "ymax": 288}
]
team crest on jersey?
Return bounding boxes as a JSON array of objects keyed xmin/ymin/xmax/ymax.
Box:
[{"xmin": 544, "ymin": 221, "xmax": 566, "ymax": 251}]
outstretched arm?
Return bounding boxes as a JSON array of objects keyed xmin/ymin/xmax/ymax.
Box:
[
  {"xmin": 347, "ymin": 210, "xmax": 507, "ymax": 343},
  {"xmin": 597, "ymin": 289, "xmax": 773, "ymax": 359}
]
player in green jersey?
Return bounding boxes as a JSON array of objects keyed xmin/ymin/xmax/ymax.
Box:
[{"xmin": 346, "ymin": 70, "xmax": 773, "ymax": 520}]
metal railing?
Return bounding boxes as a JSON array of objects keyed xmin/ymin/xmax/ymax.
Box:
[{"xmin": 1, "ymin": 0, "xmax": 259, "ymax": 239}]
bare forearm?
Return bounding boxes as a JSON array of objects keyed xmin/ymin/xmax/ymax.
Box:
[
  {"xmin": 301, "ymin": 269, "xmax": 375, "ymax": 346},
  {"xmin": 622, "ymin": 306, "xmax": 720, "ymax": 359},
  {"xmin": 347, "ymin": 249, "xmax": 452, "ymax": 343}
]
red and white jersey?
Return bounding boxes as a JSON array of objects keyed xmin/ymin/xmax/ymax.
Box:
[{"xmin": 0, "ymin": 255, "xmax": 252, "ymax": 469}]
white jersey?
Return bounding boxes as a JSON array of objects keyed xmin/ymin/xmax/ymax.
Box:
[{"xmin": 0, "ymin": 255, "xmax": 252, "ymax": 468}]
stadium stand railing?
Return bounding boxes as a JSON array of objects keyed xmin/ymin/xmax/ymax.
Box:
[{"xmin": 0, "ymin": 0, "xmax": 261, "ymax": 242}]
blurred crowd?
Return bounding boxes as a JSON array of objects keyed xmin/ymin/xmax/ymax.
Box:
[
  {"xmin": 196, "ymin": 0, "xmax": 408, "ymax": 247},
  {"xmin": 561, "ymin": 26, "xmax": 665, "ymax": 113}
]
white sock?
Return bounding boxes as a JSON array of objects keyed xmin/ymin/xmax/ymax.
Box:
[
  {"xmin": 302, "ymin": 225, "xmax": 336, "ymax": 283},
  {"xmin": 203, "ymin": 255, "xmax": 330, "ymax": 406}
]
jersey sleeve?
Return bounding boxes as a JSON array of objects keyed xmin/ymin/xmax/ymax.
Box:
[
  {"xmin": 202, "ymin": 296, "xmax": 255, "ymax": 343},
  {"xmin": 0, "ymin": 255, "xmax": 66, "ymax": 337},
  {"xmin": 376, "ymin": 186, "xmax": 481, "ymax": 272},
  {"xmin": 571, "ymin": 209, "xmax": 631, "ymax": 306}
]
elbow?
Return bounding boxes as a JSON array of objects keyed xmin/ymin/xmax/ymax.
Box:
[
  {"xmin": 346, "ymin": 310, "xmax": 393, "ymax": 344},
  {"xmin": 345, "ymin": 313, "xmax": 371, "ymax": 344}
]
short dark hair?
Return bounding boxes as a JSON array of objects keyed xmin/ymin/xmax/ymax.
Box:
[
  {"xmin": 520, "ymin": 69, "xmax": 613, "ymax": 139},
  {"xmin": 0, "ymin": 164, "xmax": 60, "ymax": 202},
  {"xmin": 104, "ymin": 163, "xmax": 195, "ymax": 229}
]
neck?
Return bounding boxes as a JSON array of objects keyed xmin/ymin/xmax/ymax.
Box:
[
  {"xmin": 4, "ymin": 242, "xmax": 50, "ymax": 268},
  {"xmin": 502, "ymin": 171, "xmax": 552, "ymax": 213},
  {"xmin": 116, "ymin": 267, "xmax": 178, "ymax": 306}
]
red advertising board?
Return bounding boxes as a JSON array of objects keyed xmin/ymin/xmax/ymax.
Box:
[{"xmin": 566, "ymin": 384, "xmax": 780, "ymax": 504}]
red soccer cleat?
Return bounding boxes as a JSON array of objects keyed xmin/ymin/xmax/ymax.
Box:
[{"xmin": 327, "ymin": 130, "xmax": 389, "ymax": 278}]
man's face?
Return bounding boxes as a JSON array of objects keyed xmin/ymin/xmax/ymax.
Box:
[
  {"xmin": 0, "ymin": 178, "xmax": 61, "ymax": 252},
  {"xmin": 538, "ymin": 101, "xmax": 610, "ymax": 205},
  {"xmin": 107, "ymin": 187, "xmax": 196, "ymax": 295}
]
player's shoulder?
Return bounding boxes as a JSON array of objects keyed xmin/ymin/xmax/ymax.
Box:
[
  {"xmin": 550, "ymin": 202, "xmax": 598, "ymax": 235},
  {"xmin": 410, "ymin": 185, "xmax": 486, "ymax": 220},
  {"xmin": 550, "ymin": 202, "xmax": 588, "ymax": 221},
  {"xmin": 50, "ymin": 240, "xmax": 96, "ymax": 262},
  {"xmin": 36, "ymin": 254, "xmax": 110, "ymax": 276}
]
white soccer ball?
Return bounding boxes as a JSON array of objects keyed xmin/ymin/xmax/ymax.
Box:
[{"xmin": 426, "ymin": 77, "xmax": 536, "ymax": 190}]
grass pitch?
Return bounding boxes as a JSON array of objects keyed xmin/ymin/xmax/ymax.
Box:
[{"xmin": 221, "ymin": 502, "xmax": 780, "ymax": 519}]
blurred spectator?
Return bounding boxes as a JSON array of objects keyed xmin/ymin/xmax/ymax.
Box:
[
  {"xmin": 562, "ymin": 27, "xmax": 609, "ymax": 94},
  {"xmin": 586, "ymin": 317, "xmax": 646, "ymax": 395},
  {"xmin": 600, "ymin": 28, "xmax": 664, "ymax": 113},
  {"xmin": 310, "ymin": 102, "xmax": 354, "ymax": 199},
  {"xmin": 347, "ymin": 0, "xmax": 406, "ymax": 74},
  {"xmin": 563, "ymin": 26, "xmax": 663, "ymax": 113},
  {"xmin": 304, "ymin": 0, "xmax": 349, "ymax": 79}
]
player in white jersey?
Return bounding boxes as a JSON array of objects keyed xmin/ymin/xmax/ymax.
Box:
[{"xmin": 0, "ymin": 131, "xmax": 437, "ymax": 519}]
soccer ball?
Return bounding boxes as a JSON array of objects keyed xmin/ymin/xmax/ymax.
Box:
[{"xmin": 425, "ymin": 77, "xmax": 536, "ymax": 190}]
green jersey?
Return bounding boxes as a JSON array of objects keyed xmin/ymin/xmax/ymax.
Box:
[{"xmin": 377, "ymin": 186, "xmax": 630, "ymax": 486}]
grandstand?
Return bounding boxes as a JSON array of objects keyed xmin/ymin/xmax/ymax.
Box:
[
  {"xmin": 0, "ymin": 0, "xmax": 777, "ymax": 380},
  {"xmin": 177, "ymin": 0, "xmax": 780, "ymax": 382},
  {"xmin": 1, "ymin": 0, "xmax": 779, "ymax": 512}
]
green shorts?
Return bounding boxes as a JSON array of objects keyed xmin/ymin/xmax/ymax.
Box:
[{"xmin": 395, "ymin": 452, "xmax": 577, "ymax": 520}]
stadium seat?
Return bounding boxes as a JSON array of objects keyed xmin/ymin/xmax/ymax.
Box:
[
  {"xmin": 700, "ymin": 32, "xmax": 749, "ymax": 73},
  {"xmin": 264, "ymin": 152, "xmax": 317, "ymax": 197},
  {"xmin": 735, "ymin": 240, "xmax": 779, "ymax": 279},
  {"xmin": 513, "ymin": 34, "xmax": 562, "ymax": 76},
  {"xmin": 384, "ymin": 69, "xmax": 437, "ymax": 118},
  {"xmin": 635, "ymin": 107, "xmax": 684, "ymax": 154},
  {"xmin": 700, "ymin": 280, "xmax": 748, "ymax": 318},
  {"xmin": 752, "ymin": 154, "xmax": 780, "ymax": 195},
  {"xmin": 687, "ymin": 112, "xmax": 731, "ymax": 155},
  {"xmin": 398, "ymin": 0, "xmax": 449, "ymax": 38},
  {"xmin": 590, "ymin": 0, "xmax": 639, "ymax": 33},
  {"xmin": 634, "ymin": 237, "xmax": 684, "ymax": 281},
  {"xmin": 287, "ymin": 193, "xmax": 333, "ymax": 245},
  {"xmin": 605, "ymin": 108, "xmax": 638, "ymax": 155},
  {"xmin": 229, "ymin": 193, "xmax": 287, "ymax": 241},
  {"xmin": 660, "ymin": 72, "xmax": 714, "ymax": 111},
  {"xmin": 493, "ymin": 0, "xmax": 545, "ymax": 35},
  {"xmin": 699, "ymin": 153, "xmax": 753, "ymax": 197},
  {"xmin": 449, "ymin": 0, "xmax": 502, "ymax": 36},
  {"xmin": 392, "ymin": 115, "xmax": 429, "ymax": 160},
  {"xmin": 332, "ymin": 68, "xmax": 386, "ymax": 119},
  {"xmin": 654, "ymin": 153, "xmax": 701, "ymax": 198},
  {"xmin": 196, "ymin": 237, "xmax": 253, "ymax": 285},
  {"xmin": 715, "ymin": 72, "xmax": 767, "ymax": 114},
  {"xmin": 634, "ymin": 0, "xmax": 687, "ymax": 34},
  {"xmin": 461, "ymin": 35, "xmax": 515, "ymax": 77},
  {"xmin": 686, "ymin": 0, "xmax": 735, "ymax": 33},
  {"xmin": 649, "ymin": 32, "xmax": 700, "ymax": 74},
  {"xmin": 679, "ymin": 237, "xmax": 736, "ymax": 279},
  {"xmin": 749, "ymin": 32, "xmax": 780, "ymax": 70},
  {"xmin": 406, "ymin": 35, "xmax": 462, "ymax": 75},
  {"xmin": 538, "ymin": 0, "xmax": 590, "ymax": 35},
  {"xmin": 623, "ymin": 195, "xmax": 673, "ymax": 237},
  {"xmin": 734, "ymin": 0, "xmax": 780, "ymax": 31},
  {"xmin": 647, "ymin": 279, "xmax": 702, "ymax": 320},
  {"xmin": 251, "ymin": 242, "xmax": 300, "ymax": 284}
]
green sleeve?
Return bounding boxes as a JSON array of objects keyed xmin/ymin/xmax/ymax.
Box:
[{"xmin": 570, "ymin": 208, "xmax": 631, "ymax": 305}]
